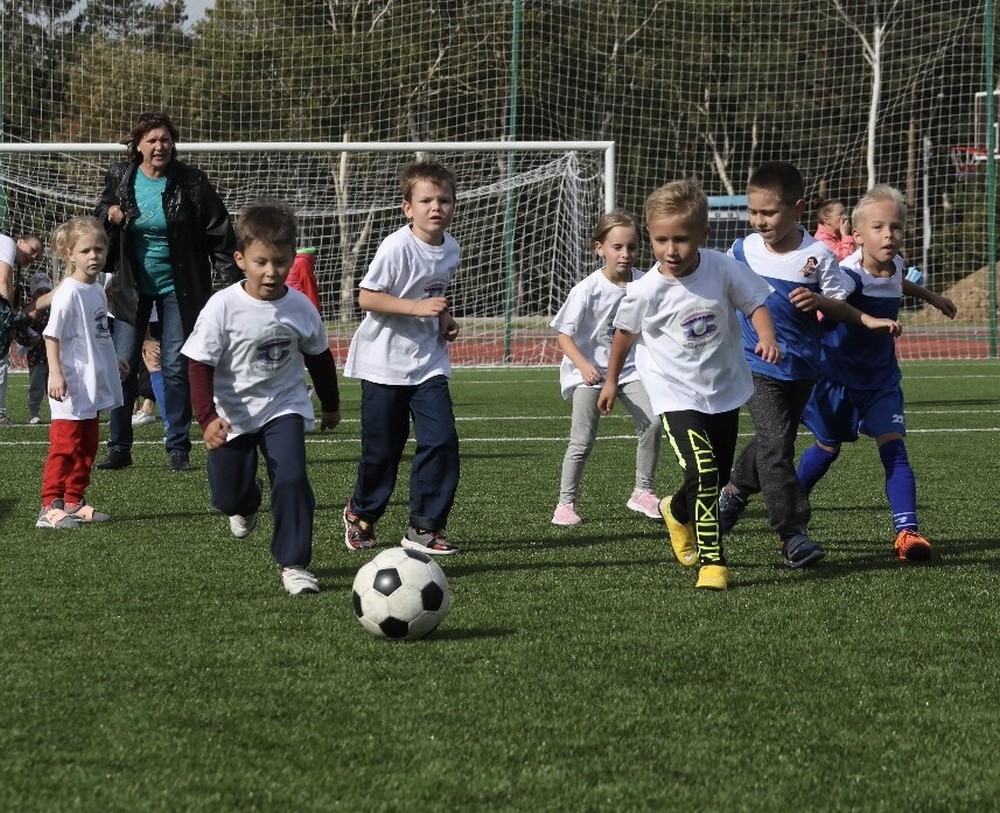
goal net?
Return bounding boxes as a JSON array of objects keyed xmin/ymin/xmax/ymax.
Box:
[
  {"xmin": 1, "ymin": 0, "xmax": 994, "ymax": 361},
  {"xmin": 0, "ymin": 142, "xmax": 610, "ymax": 364}
]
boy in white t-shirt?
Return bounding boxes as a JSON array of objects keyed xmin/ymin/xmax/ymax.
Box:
[
  {"xmin": 342, "ymin": 161, "xmax": 461, "ymax": 555},
  {"xmin": 182, "ymin": 199, "xmax": 341, "ymax": 595},
  {"xmin": 598, "ymin": 180, "xmax": 780, "ymax": 591}
]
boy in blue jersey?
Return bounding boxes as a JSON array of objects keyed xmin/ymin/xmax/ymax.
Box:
[
  {"xmin": 719, "ymin": 162, "xmax": 900, "ymax": 568},
  {"xmin": 795, "ymin": 185, "xmax": 956, "ymax": 562}
]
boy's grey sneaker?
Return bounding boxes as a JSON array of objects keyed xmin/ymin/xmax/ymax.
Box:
[
  {"xmin": 718, "ymin": 483, "xmax": 749, "ymax": 533},
  {"xmin": 781, "ymin": 533, "xmax": 826, "ymax": 568},
  {"xmin": 36, "ymin": 499, "xmax": 81, "ymax": 530},
  {"xmin": 64, "ymin": 500, "xmax": 112, "ymax": 523},
  {"xmin": 0, "ymin": 415, "xmax": 12, "ymax": 426},
  {"xmin": 280, "ymin": 566, "xmax": 320, "ymax": 595},
  {"xmin": 229, "ymin": 479, "xmax": 263, "ymax": 538},
  {"xmin": 401, "ymin": 527, "xmax": 460, "ymax": 555}
]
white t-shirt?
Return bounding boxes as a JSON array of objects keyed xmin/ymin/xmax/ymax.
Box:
[
  {"xmin": 43, "ymin": 277, "xmax": 123, "ymax": 420},
  {"xmin": 181, "ymin": 282, "xmax": 329, "ymax": 439},
  {"xmin": 613, "ymin": 249, "xmax": 774, "ymax": 414},
  {"xmin": 0, "ymin": 234, "xmax": 15, "ymax": 267},
  {"xmin": 344, "ymin": 225, "xmax": 460, "ymax": 386},
  {"xmin": 551, "ymin": 267, "xmax": 644, "ymax": 399}
]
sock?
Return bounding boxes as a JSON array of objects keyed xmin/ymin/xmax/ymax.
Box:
[
  {"xmin": 797, "ymin": 443, "xmax": 840, "ymax": 492},
  {"xmin": 879, "ymin": 438, "xmax": 917, "ymax": 531},
  {"xmin": 149, "ymin": 370, "xmax": 169, "ymax": 431}
]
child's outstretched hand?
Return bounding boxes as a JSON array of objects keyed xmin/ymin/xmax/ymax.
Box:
[
  {"xmin": 440, "ymin": 313, "xmax": 460, "ymax": 342},
  {"xmin": 202, "ymin": 416, "xmax": 231, "ymax": 450},
  {"xmin": 320, "ymin": 410, "xmax": 341, "ymax": 431},
  {"xmin": 597, "ymin": 381, "xmax": 617, "ymax": 414},
  {"xmin": 928, "ymin": 292, "xmax": 958, "ymax": 320},
  {"xmin": 861, "ymin": 314, "xmax": 902, "ymax": 336},
  {"xmin": 788, "ymin": 286, "xmax": 818, "ymax": 312},
  {"xmin": 117, "ymin": 359, "xmax": 130, "ymax": 380}
]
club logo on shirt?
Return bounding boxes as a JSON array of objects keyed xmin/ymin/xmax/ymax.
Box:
[
  {"xmin": 253, "ymin": 325, "xmax": 296, "ymax": 373},
  {"xmin": 801, "ymin": 257, "xmax": 818, "ymax": 278},
  {"xmin": 422, "ymin": 280, "xmax": 447, "ymax": 299},
  {"xmin": 94, "ymin": 307, "xmax": 111, "ymax": 341},
  {"xmin": 680, "ymin": 308, "xmax": 719, "ymax": 348}
]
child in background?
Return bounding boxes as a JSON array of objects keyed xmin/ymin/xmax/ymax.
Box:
[
  {"xmin": 795, "ymin": 185, "xmax": 957, "ymax": 562},
  {"xmin": 719, "ymin": 162, "xmax": 900, "ymax": 568},
  {"xmin": 15, "ymin": 271, "xmax": 53, "ymax": 424},
  {"xmin": 598, "ymin": 180, "xmax": 780, "ymax": 591},
  {"xmin": 182, "ymin": 199, "xmax": 341, "ymax": 595},
  {"xmin": 550, "ymin": 211, "xmax": 661, "ymax": 526},
  {"xmin": 342, "ymin": 160, "xmax": 462, "ymax": 555},
  {"xmin": 813, "ymin": 199, "xmax": 856, "ymax": 261},
  {"xmin": 286, "ymin": 246, "xmax": 322, "ymax": 313},
  {"xmin": 37, "ymin": 217, "xmax": 126, "ymax": 529}
]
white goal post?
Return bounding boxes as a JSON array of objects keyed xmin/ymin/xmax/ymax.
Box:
[{"xmin": 0, "ymin": 140, "xmax": 615, "ymax": 365}]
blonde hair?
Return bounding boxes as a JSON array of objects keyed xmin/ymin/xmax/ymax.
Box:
[
  {"xmin": 51, "ymin": 216, "xmax": 108, "ymax": 275},
  {"xmin": 852, "ymin": 184, "xmax": 907, "ymax": 227},
  {"xmin": 644, "ymin": 179, "xmax": 709, "ymax": 230},
  {"xmin": 591, "ymin": 211, "xmax": 638, "ymax": 246}
]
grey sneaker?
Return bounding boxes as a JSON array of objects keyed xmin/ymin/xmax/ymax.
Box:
[
  {"xmin": 64, "ymin": 501, "xmax": 112, "ymax": 523},
  {"xmin": 0, "ymin": 415, "xmax": 14, "ymax": 426},
  {"xmin": 718, "ymin": 484, "xmax": 749, "ymax": 533},
  {"xmin": 36, "ymin": 499, "xmax": 81, "ymax": 530},
  {"xmin": 401, "ymin": 527, "xmax": 460, "ymax": 555}
]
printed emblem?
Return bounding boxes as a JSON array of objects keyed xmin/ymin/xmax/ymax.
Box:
[
  {"xmin": 801, "ymin": 256, "xmax": 818, "ymax": 278},
  {"xmin": 253, "ymin": 326, "xmax": 296, "ymax": 374}
]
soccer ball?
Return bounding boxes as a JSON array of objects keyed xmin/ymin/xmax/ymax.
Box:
[{"xmin": 351, "ymin": 547, "xmax": 450, "ymax": 640}]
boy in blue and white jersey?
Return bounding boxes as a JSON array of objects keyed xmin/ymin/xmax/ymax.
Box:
[
  {"xmin": 795, "ymin": 185, "xmax": 957, "ymax": 562},
  {"xmin": 718, "ymin": 162, "xmax": 900, "ymax": 568}
]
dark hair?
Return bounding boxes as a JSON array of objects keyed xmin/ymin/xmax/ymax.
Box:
[
  {"xmin": 235, "ymin": 198, "xmax": 298, "ymax": 252},
  {"xmin": 400, "ymin": 160, "xmax": 457, "ymax": 201},
  {"xmin": 123, "ymin": 111, "xmax": 180, "ymax": 163},
  {"xmin": 748, "ymin": 161, "xmax": 805, "ymax": 205}
]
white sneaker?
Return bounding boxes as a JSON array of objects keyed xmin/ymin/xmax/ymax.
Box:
[
  {"xmin": 627, "ymin": 488, "xmax": 662, "ymax": 519},
  {"xmin": 132, "ymin": 412, "xmax": 157, "ymax": 426},
  {"xmin": 28, "ymin": 416, "xmax": 42, "ymax": 425},
  {"xmin": 229, "ymin": 511, "xmax": 258, "ymax": 538},
  {"xmin": 281, "ymin": 566, "xmax": 319, "ymax": 595},
  {"xmin": 229, "ymin": 478, "xmax": 262, "ymax": 538}
]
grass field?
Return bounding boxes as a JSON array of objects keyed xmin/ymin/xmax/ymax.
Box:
[{"xmin": 1, "ymin": 360, "xmax": 999, "ymax": 812}]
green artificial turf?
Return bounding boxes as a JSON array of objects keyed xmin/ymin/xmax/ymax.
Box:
[{"xmin": 1, "ymin": 361, "xmax": 998, "ymax": 811}]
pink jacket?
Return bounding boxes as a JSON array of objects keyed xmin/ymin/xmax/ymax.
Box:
[{"xmin": 814, "ymin": 223, "xmax": 856, "ymax": 261}]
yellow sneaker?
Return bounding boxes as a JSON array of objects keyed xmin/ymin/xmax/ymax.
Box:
[
  {"xmin": 659, "ymin": 497, "xmax": 697, "ymax": 567},
  {"xmin": 696, "ymin": 564, "xmax": 728, "ymax": 591}
]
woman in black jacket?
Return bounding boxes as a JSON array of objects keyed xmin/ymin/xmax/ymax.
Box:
[{"xmin": 95, "ymin": 111, "xmax": 240, "ymax": 472}]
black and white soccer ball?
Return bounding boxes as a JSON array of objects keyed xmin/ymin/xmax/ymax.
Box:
[{"xmin": 351, "ymin": 547, "xmax": 450, "ymax": 640}]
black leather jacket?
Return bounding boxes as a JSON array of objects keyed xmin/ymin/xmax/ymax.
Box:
[{"xmin": 95, "ymin": 158, "xmax": 240, "ymax": 336}]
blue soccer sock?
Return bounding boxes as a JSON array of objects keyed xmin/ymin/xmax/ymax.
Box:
[
  {"xmin": 149, "ymin": 369, "xmax": 170, "ymax": 432},
  {"xmin": 797, "ymin": 443, "xmax": 839, "ymax": 493},
  {"xmin": 879, "ymin": 438, "xmax": 917, "ymax": 531}
]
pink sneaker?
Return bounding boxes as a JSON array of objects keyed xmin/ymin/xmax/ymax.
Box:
[
  {"xmin": 552, "ymin": 502, "xmax": 582, "ymax": 526},
  {"xmin": 627, "ymin": 488, "xmax": 662, "ymax": 519}
]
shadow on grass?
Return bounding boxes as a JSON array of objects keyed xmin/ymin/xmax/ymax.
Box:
[{"xmin": 427, "ymin": 627, "xmax": 516, "ymax": 641}]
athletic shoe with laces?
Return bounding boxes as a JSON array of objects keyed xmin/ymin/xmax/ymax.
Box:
[
  {"xmin": 0, "ymin": 415, "xmax": 12, "ymax": 426},
  {"xmin": 894, "ymin": 528, "xmax": 932, "ymax": 562},
  {"xmin": 168, "ymin": 452, "xmax": 191, "ymax": 472},
  {"xmin": 627, "ymin": 488, "xmax": 662, "ymax": 519},
  {"xmin": 280, "ymin": 566, "xmax": 320, "ymax": 595},
  {"xmin": 551, "ymin": 502, "xmax": 582, "ymax": 526},
  {"xmin": 229, "ymin": 479, "xmax": 263, "ymax": 539},
  {"xmin": 64, "ymin": 501, "xmax": 112, "ymax": 523},
  {"xmin": 781, "ymin": 533, "xmax": 826, "ymax": 568},
  {"xmin": 402, "ymin": 527, "xmax": 460, "ymax": 555},
  {"xmin": 132, "ymin": 412, "xmax": 157, "ymax": 426},
  {"xmin": 659, "ymin": 497, "xmax": 698, "ymax": 567},
  {"xmin": 696, "ymin": 564, "xmax": 728, "ymax": 590},
  {"xmin": 36, "ymin": 499, "xmax": 81, "ymax": 530},
  {"xmin": 28, "ymin": 416, "xmax": 42, "ymax": 425},
  {"xmin": 343, "ymin": 502, "xmax": 377, "ymax": 551},
  {"xmin": 718, "ymin": 483, "xmax": 749, "ymax": 533}
]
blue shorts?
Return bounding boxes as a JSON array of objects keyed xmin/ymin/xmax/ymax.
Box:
[{"xmin": 801, "ymin": 377, "xmax": 906, "ymax": 445}]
